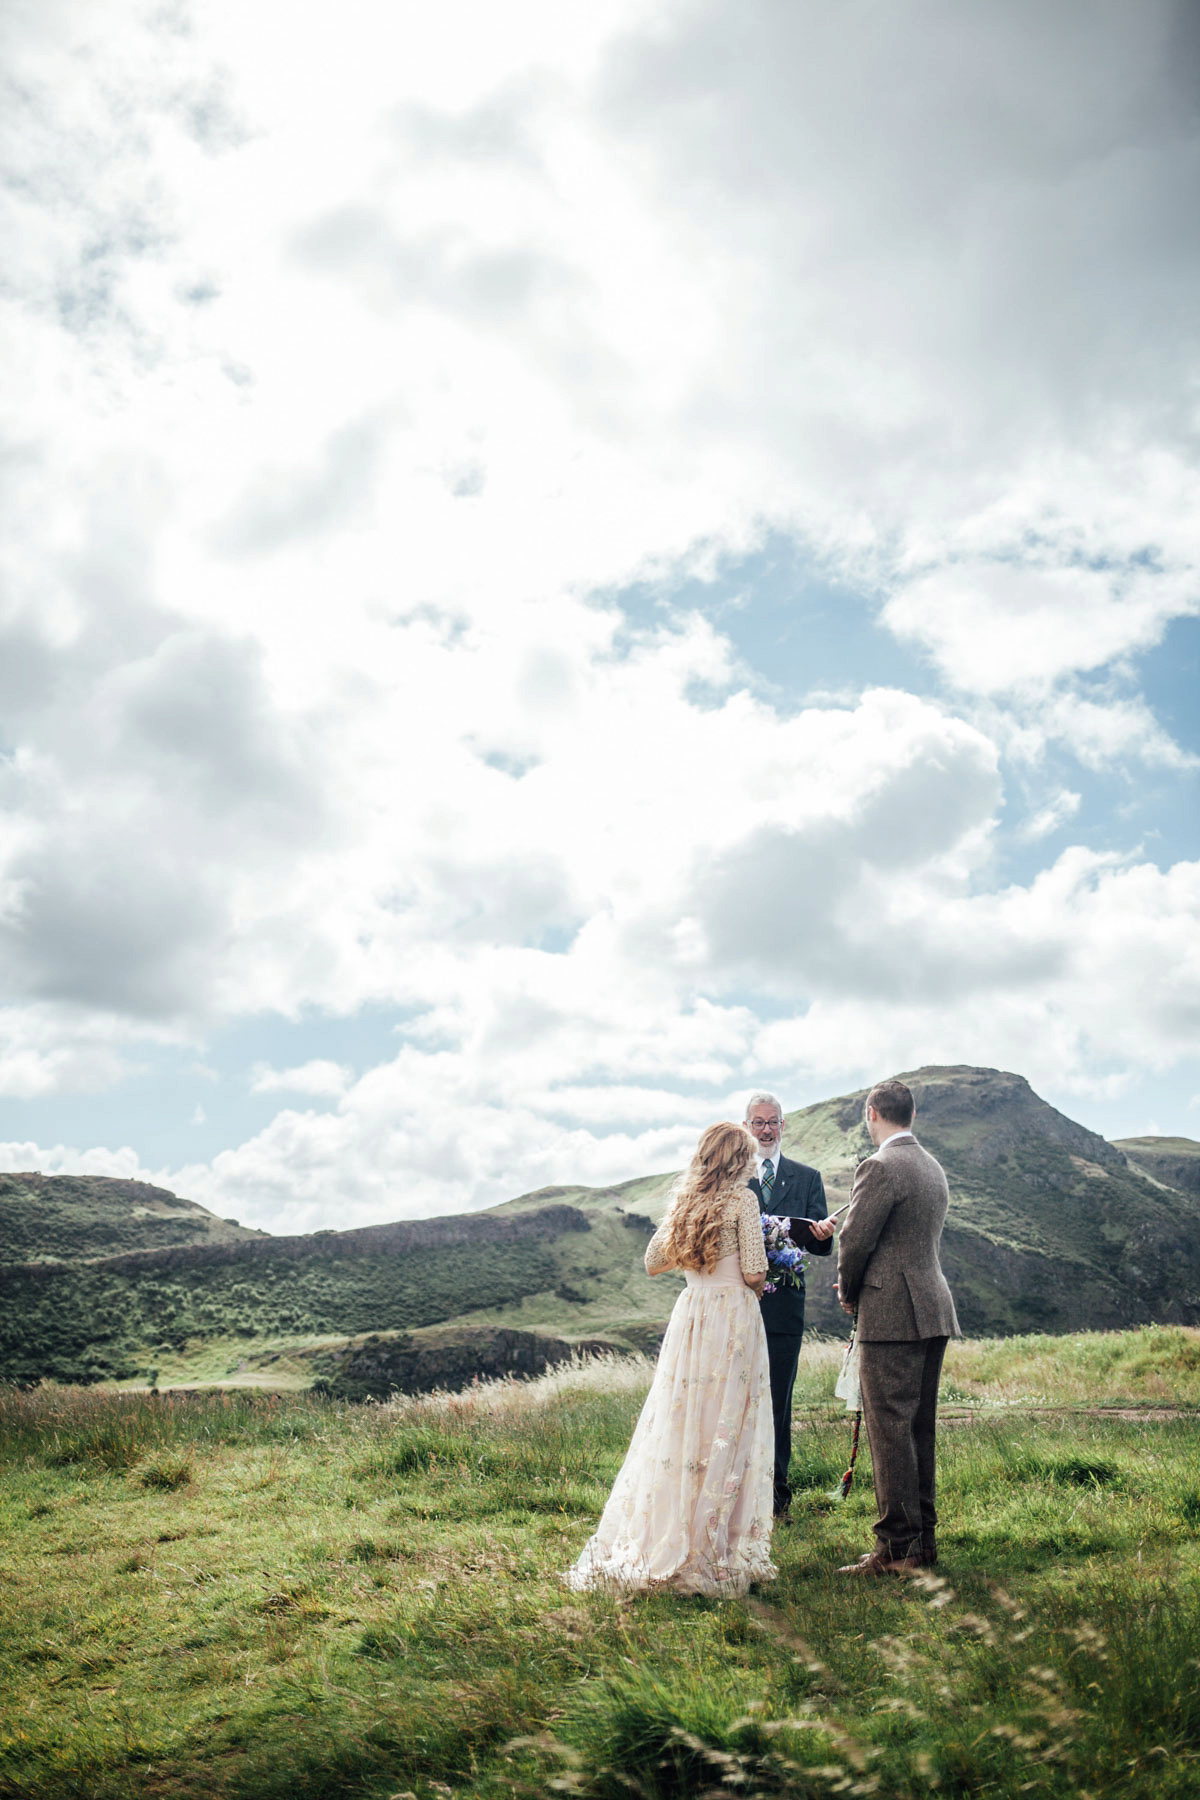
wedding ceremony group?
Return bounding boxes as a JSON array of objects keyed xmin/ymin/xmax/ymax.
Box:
[{"xmin": 566, "ymin": 1077, "xmax": 959, "ymax": 1597}]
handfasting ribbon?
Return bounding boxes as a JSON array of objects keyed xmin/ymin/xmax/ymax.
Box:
[{"xmin": 838, "ymin": 1411, "xmax": 861, "ymax": 1500}]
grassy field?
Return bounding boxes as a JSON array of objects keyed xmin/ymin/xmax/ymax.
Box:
[{"xmin": 2, "ymin": 1327, "xmax": 1199, "ymax": 1800}]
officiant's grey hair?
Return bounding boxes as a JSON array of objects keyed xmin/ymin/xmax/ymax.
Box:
[{"xmin": 744, "ymin": 1091, "xmax": 783, "ymax": 1118}]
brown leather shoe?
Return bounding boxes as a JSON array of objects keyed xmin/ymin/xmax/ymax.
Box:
[{"xmin": 837, "ymin": 1550, "xmax": 923, "ymax": 1576}]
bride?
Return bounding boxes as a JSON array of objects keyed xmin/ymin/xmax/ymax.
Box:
[{"xmin": 566, "ymin": 1121, "xmax": 777, "ymax": 1597}]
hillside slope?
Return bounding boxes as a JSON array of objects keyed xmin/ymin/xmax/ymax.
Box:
[
  {"xmin": 3, "ymin": 1069, "xmax": 1199, "ymax": 1389},
  {"xmin": 1113, "ymin": 1136, "xmax": 1200, "ymax": 1197},
  {"xmin": 0, "ymin": 1203, "xmax": 647, "ymax": 1386}
]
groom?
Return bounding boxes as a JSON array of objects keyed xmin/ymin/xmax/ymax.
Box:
[
  {"xmin": 835, "ymin": 1077, "xmax": 960, "ymax": 1574},
  {"xmin": 745, "ymin": 1091, "xmax": 835, "ymax": 1519}
]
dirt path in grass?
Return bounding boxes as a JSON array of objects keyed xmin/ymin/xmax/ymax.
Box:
[
  {"xmin": 938, "ymin": 1405, "xmax": 1195, "ymax": 1425},
  {"xmin": 801, "ymin": 1404, "xmax": 1196, "ymax": 1426}
]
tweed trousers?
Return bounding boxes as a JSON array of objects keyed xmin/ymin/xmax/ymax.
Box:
[{"xmin": 858, "ymin": 1336, "xmax": 948, "ymax": 1561}]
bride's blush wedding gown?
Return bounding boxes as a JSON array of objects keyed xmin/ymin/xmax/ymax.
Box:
[{"xmin": 566, "ymin": 1184, "xmax": 777, "ymax": 1597}]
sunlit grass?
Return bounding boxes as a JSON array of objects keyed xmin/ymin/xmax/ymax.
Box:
[
  {"xmin": 789, "ymin": 1323, "xmax": 1200, "ymax": 1413},
  {"xmin": 939, "ymin": 1324, "xmax": 1200, "ymax": 1408},
  {"xmin": 1, "ymin": 1329, "xmax": 1198, "ymax": 1799}
]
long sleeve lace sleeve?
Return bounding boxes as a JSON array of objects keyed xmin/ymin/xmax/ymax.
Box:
[
  {"xmin": 736, "ymin": 1187, "xmax": 768, "ymax": 1276},
  {"xmin": 644, "ymin": 1221, "xmax": 675, "ymax": 1275}
]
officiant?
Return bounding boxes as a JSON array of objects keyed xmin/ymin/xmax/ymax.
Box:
[{"xmin": 744, "ymin": 1091, "xmax": 835, "ymax": 1519}]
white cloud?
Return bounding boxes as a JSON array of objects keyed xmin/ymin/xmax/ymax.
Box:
[
  {"xmin": 1029, "ymin": 692, "xmax": 1199, "ymax": 773},
  {"xmin": 0, "ymin": 1139, "xmax": 149, "ymax": 1181},
  {"xmin": 0, "ymin": 1005, "xmax": 150, "ymax": 1099},
  {"xmin": 882, "ymin": 563, "xmax": 1197, "ymax": 696},
  {"xmin": 166, "ymin": 1096, "xmax": 698, "ymax": 1235},
  {"xmin": 157, "ymin": 847, "xmax": 1199, "ymax": 1234},
  {"xmin": 0, "ymin": 0, "xmax": 1196, "ymax": 1221},
  {"xmin": 1019, "ymin": 790, "xmax": 1082, "ymax": 842},
  {"xmin": 249, "ymin": 1060, "xmax": 353, "ymax": 1097},
  {"xmin": 740, "ymin": 849, "xmax": 1200, "ymax": 1101}
]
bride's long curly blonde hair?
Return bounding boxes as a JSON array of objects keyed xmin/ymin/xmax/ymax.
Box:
[{"xmin": 657, "ymin": 1121, "xmax": 757, "ymax": 1272}]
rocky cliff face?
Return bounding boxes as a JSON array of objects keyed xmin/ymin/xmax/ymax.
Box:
[{"xmin": 308, "ymin": 1326, "xmax": 619, "ymax": 1401}]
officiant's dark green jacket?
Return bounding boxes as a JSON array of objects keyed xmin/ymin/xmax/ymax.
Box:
[{"xmin": 751, "ymin": 1155, "xmax": 831, "ymax": 1336}]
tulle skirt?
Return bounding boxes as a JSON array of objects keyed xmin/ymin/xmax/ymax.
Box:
[{"xmin": 566, "ymin": 1255, "xmax": 777, "ymax": 1597}]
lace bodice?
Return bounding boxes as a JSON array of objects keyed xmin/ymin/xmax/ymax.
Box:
[{"xmin": 644, "ymin": 1183, "xmax": 768, "ymax": 1277}]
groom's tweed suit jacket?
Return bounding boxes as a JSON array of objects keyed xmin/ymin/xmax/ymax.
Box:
[{"xmin": 836, "ymin": 1138, "xmax": 960, "ymax": 1343}]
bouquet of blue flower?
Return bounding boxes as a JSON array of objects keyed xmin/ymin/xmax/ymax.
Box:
[{"xmin": 760, "ymin": 1214, "xmax": 807, "ymax": 1294}]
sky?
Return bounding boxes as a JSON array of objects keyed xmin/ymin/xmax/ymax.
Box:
[{"xmin": 0, "ymin": 0, "xmax": 1197, "ymax": 1234}]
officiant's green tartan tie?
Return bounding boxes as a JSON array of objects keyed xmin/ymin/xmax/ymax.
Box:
[{"xmin": 761, "ymin": 1160, "xmax": 775, "ymax": 1204}]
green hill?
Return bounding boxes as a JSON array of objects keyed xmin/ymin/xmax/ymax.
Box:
[
  {"xmin": 0, "ymin": 1204, "xmax": 623, "ymax": 1387},
  {"xmin": 1113, "ymin": 1135, "xmax": 1200, "ymax": 1197},
  {"xmin": 3, "ymin": 1067, "xmax": 1199, "ymax": 1391},
  {"xmin": 0, "ymin": 1172, "xmax": 263, "ymax": 1263}
]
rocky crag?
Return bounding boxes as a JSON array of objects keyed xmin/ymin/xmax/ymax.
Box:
[{"xmin": 777, "ymin": 1067, "xmax": 1200, "ymax": 1337}]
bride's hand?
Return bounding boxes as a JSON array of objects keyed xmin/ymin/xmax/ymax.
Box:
[{"xmin": 743, "ymin": 1271, "xmax": 766, "ymax": 1296}]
